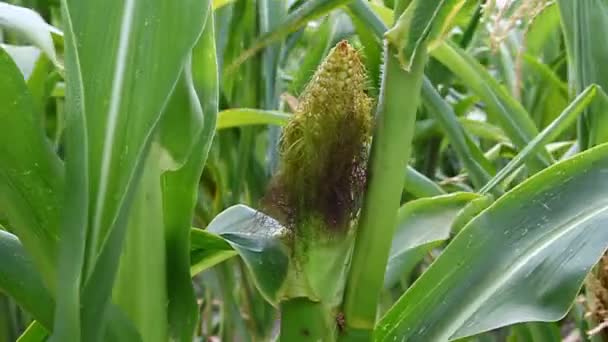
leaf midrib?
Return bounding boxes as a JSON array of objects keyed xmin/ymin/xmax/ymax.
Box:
[{"xmin": 88, "ymin": 0, "xmax": 136, "ymax": 268}]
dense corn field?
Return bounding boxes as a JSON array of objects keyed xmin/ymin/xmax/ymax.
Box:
[{"xmin": 2, "ymin": 0, "xmax": 608, "ymax": 341}]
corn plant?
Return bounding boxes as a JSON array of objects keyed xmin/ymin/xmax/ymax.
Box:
[{"xmin": 3, "ymin": 0, "xmax": 608, "ymax": 341}]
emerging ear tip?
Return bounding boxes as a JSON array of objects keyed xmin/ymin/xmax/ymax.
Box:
[
  {"xmin": 264, "ymin": 40, "xmax": 374, "ymax": 233},
  {"xmin": 336, "ymin": 40, "xmax": 350, "ymax": 50}
]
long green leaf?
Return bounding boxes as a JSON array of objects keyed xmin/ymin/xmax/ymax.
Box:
[
  {"xmin": 50, "ymin": 3, "xmax": 89, "ymax": 340},
  {"xmin": 0, "ymin": 231, "xmax": 54, "ymax": 329},
  {"xmin": 55, "ymin": 0, "xmax": 207, "ymax": 340},
  {"xmin": 217, "ymin": 108, "xmax": 290, "ymax": 129},
  {"xmin": 430, "ymin": 41, "xmax": 553, "ymax": 171},
  {"xmin": 376, "ymin": 142, "xmax": 608, "ymax": 341},
  {"xmin": 481, "ymin": 85, "xmax": 601, "ymax": 194},
  {"xmin": 0, "ymin": 47, "xmax": 63, "ymax": 291},
  {"xmin": 259, "ymin": 0, "xmax": 287, "ymax": 106},
  {"xmin": 422, "ymin": 78, "xmax": 496, "ymax": 191},
  {"xmin": 112, "ymin": 147, "xmax": 168, "ymax": 342},
  {"xmin": 227, "ymin": 0, "xmax": 350, "ymax": 73},
  {"xmin": 384, "ymin": 192, "xmax": 480, "ymax": 289},
  {"xmin": 557, "ymin": 0, "xmax": 608, "ymax": 148},
  {"xmin": 385, "ymin": 0, "xmax": 467, "ymax": 71},
  {"xmin": 0, "ymin": 231, "xmax": 141, "ymax": 341},
  {"xmin": 260, "ymin": 0, "xmax": 288, "ymax": 187},
  {"xmin": 160, "ymin": 7, "xmax": 217, "ymax": 340}
]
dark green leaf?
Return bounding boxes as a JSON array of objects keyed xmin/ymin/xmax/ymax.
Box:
[
  {"xmin": 207, "ymin": 205, "xmax": 290, "ymax": 305},
  {"xmin": 0, "ymin": 47, "xmax": 63, "ymax": 290},
  {"xmin": 431, "ymin": 41, "xmax": 552, "ymax": 171},
  {"xmin": 384, "ymin": 192, "xmax": 480, "ymax": 288},
  {"xmin": 422, "ymin": 78, "xmax": 496, "ymax": 191},
  {"xmin": 557, "ymin": 0, "xmax": 608, "ymax": 148},
  {"xmin": 376, "ymin": 142, "xmax": 608, "ymax": 340},
  {"xmin": 0, "ymin": 231, "xmax": 54, "ymax": 329},
  {"xmin": 385, "ymin": 0, "xmax": 467, "ymax": 71}
]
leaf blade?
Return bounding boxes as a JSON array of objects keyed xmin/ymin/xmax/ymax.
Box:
[
  {"xmin": 0, "ymin": 47, "xmax": 63, "ymax": 291},
  {"xmin": 384, "ymin": 192, "xmax": 480, "ymax": 289},
  {"xmin": 55, "ymin": 0, "xmax": 208, "ymax": 340},
  {"xmin": 376, "ymin": 142, "xmax": 608, "ymax": 341}
]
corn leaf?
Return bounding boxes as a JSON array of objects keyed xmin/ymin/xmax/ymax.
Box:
[
  {"xmin": 112, "ymin": 147, "xmax": 168, "ymax": 342},
  {"xmin": 384, "ymin": 192, "xmax": 480, "ymax": 289},
  {"xmin": 54, "ymin": 0, "xmax": 207, "ymax": 340},
  {"xmin": 422, "ymin": 78, "xmax": 496, "ymax": 191},
  {"xmin": 481, "ymin": 85, "xmax": 601, "ymax": 194},
  {"xmin": 159, "ymin": 8, "xmax": 218, "ymax": 340},
  {"xmin": 217, "ymin": 108, "xmax": 290, "ymax": 129},
  {"xmin": 0, "ymin": 231, "xmax": 54, "ymax": 329},
  {"xmin": 227, "ymin": 0, "xmax": 351, "ymax": 72},
  {"xmin": 206, "ymin": 205, "xmax": 290, "ymax": 305},
  {"xmin": 0, "ymin": 231, "xmax": 142, "ymax": 341},
  {"xmin": 385, "ymin": 0, "xmax": 468, "ymax": 71},
  {"xmin": 0, "ymin": 47, "xmax": 63, "ymax": 290},
  {"xmin": 431, "ymin": 41, "xmax": 553, "ymax": 171},
  {"xmin": 557, "ymin": 0, "xmax": 608, "ymax": 148},
  {"xmin": 377, "ymin": 142, "xmax": 608, "ymax": 341}
]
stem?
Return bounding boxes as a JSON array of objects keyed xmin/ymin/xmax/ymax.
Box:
[
  {"xmin": 340, "ymin": 43, "xmax": 427, "ymax": 339},
  {"xmin": 280, "ymin": 298, "xmax": 335, "ymax": 341}
]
